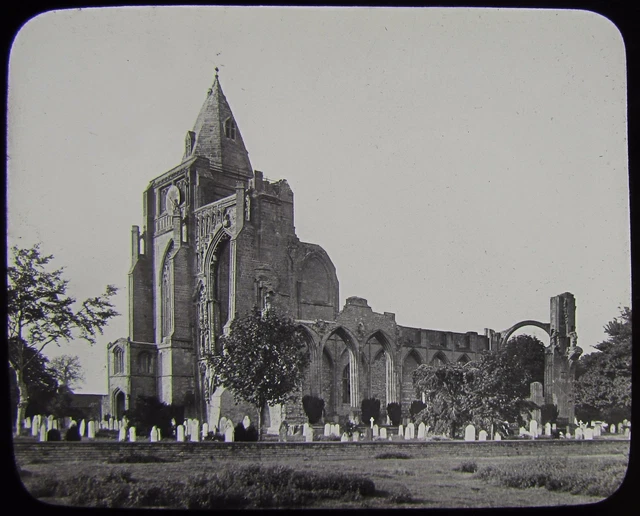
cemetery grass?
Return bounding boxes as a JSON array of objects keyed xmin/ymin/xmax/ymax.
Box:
[{"xmin": 17, "ymin": 452, "xmax": 629, "ymax": 509}]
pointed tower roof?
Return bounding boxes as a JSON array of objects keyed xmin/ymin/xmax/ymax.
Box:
[{"xmin": 184, "ymin": 68, "xmax": 253, "ymax": 177}]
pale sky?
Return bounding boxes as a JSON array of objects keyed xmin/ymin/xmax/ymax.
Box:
[{"xmin": 7, "ymin": 7, "xmax": 630, "ymax": 394}]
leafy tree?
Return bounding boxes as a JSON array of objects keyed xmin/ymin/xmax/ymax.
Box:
[
  {"xmin": 409, "ymin": 400, "xmax": 427, "ymax": 421},
  {"xmin": 575, "ymin": 307, "xmax": 631, "ymax": 423},
  {"xmin": 7, "ymin": 244, "xmax": 119, "ymax": 436},
  {"xmin": 497, "ymin": 334, "xmax": 545, "ymax": 397},
  {"xmin": 49, "ymin": 355, "xmax": 85, "ymax": 391},
  {"xmin": 123, "ymin": 395, "xmax": 184, "ymax": 438},
  {"xmin": 361, "ymin": 398, "xmax": 381, "ymax": 425},
  {"xmin": 207, "ymin": 307, "xmax": 310, "ymax": 440},
  {"xmin": 302, "ymin": 395, "xmax": 325, "ymax": 424}
]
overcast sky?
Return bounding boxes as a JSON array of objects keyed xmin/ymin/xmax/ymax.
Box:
[{"xmin": 8, "ymin": 7, "xmax": 630, "ymax": 394}]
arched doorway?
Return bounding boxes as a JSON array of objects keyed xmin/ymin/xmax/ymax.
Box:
[
  {"xmin": 114, "ymin": 390, "xmax": 126, "ymax": 420},
  {"xmin": 401, "ymin": 350, "xmax": 422, "ymax": 413},
  {"xmin": 321, "ymin": 326, "xmax": 359, "ymax": 419}
]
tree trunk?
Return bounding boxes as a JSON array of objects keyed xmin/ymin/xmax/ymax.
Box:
[
  {"xmin": 256, "ymin": 404, "xmax": 263, "ymax": 441},
  {"xmin": 13, "ymin": 366, "xmax": 28, "ymax": 437}
]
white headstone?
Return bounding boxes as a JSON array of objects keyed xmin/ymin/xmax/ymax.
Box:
[
  {"xmin": 575, "ymin": 427, "xmax": 583, "ymax": 439},
  {"xmin": 31, "ymin": 419, "xmax": 39, "ymax": 437},
  {"xmin": 184, "ymin": 419, "xmax": 190, "ymax": 436},
  {"xmin": 224, "ymin": 426, "xmax": 234, "ymax": 442},
  {"xmin": 118, "ymin": 426, "xmax": 127, "ymax": 441},
  {"xmin": 332, "ymin": 424, "xmax": 340, "ymax": 437},
  {"xmin": 624, "ymin": 428, "xmax": 630, "ymax": 437},
  {"xmin": 39, "ymin": 424, "xmax": 47, "ymax": 441},
  {"xmin": 552, "ymin": 423, "xmax": 557, "ymax": 431},
  {"xmin": 24, "ymin": 417, "xmax": 31, "ymax": 429},
  {"xmin": 78, "ymin": 419, "xmax": 85, "ymax": 436},
  {"xmin": 584, "ymin": 428, "xmax": 594, "ymax": 440},
  {"xmin": 157, "ymin": 427, "xmax": 162, "ymax": 441},
  {"xmin": 150, "ymin": 426, "xmax": 158, "ymax": 442},
  {"xmin": 352, "ymin": 431, "xmax": 359, "ymax": 442},
  {"xmin": 219, "ymin": 417, "xmax": 228, "ymax": 432},
  {"xmin": 177, "ymin": 425, "xmax": 185, "ymax": 442},
  {"xmin": 305, "ymin": 427, "xmax": 314, "ymax": 442},
  {"xmin": 494, "ymin": 432, "xmax": 501, "ymax": 441},
  {"xmin": 544, "ymin": 422, "xmax": 551, "ymax": 436},
  {"xmin": 398, "ymin": 425, "xmax": 404, "ymax": 438},
  {"xmin": 303, "ymin": 423, "xmax": 310, "ymax": 437},
  {"xmin": 202, "ymin": 422, "xmax": 209, "ymax": 438},
  {"xmin": 108, "ymin": 418, "xmax": 114, "ymax": 431},
  {"xmin": 191, "ymin": 421, "xmax": 200, "ymax": 442},
  {"xmin": 380, "ymin": 427, "xmax": 388, "ymax": 439},
  {"xmin": 88, "ymin": 421, "xmax": 96, "ymax": 439},
  {"xmin": 341, "ymin": 433, "xmax": 349, "ymax": 442},
  {"xmin": 594, "ymin": 424, "xmax": 602, "ymax": 437},
  {"xmin": 129, "ymin": 427, "xmax": 136, "ymax": 442},
  {"xmin": 52, "ymin": 419, "xmax": 58, "ymax": 430},
  {"xmin": 370, "ymin": 417, "xmax": 375, "ymax": 428},
  {"xmin": 529, "ymin": 420, "xmax": 538, "ymax": 438},
  {"xmin": 373, "ymin": 424, "xmax": 379, "ymax": 438},
  {"xmin": 242, "ymin": 416, "xmax": 251, "ymax": 430},
  {"xmin": 611, "ymin": 424, "xmax": 617, "ymax": 434},
  {"xmin": 407, "ymin": 423, "xmax": 415, "ymax": 439},
  {"xmin": 519, "ymin": 427, "xmax": 528, "ymax": 437},
  {"xmin": 478, "ymin": 430, "xmax": 488, "ymax": 441},
  {"xmin": 417, "ymin": 422, "xmax": 426, "ymax": 439},
  {"xmin": 464, "ymin": 424, "xmax": 476, "ymax": 441},
  {"xmin": 324, "ymin": 423, "xmax": 331, "ymax": 436}
]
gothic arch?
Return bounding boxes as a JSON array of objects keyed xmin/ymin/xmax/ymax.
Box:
[
  {"xmin": 362, "ymin": 329, "xmax": 398, "ymax": 405},
  {"xmin": 160, "ymin": 241, "xmax": 175, "ymax": 339},
  {"xmin": 204, "ymin": 230, "xmax": 232, "ymax": 336},
  {"xmin": 321, "ymin": 326, "xmax": 360, "ymax": 408},
  {"xmin": 203, "ymin": 228, "xmax": 233, "ymax": 295},
  {"xmin": 499, "ymin": 320, "xmax": 551, "ymax": 347},
  {"xmin": 431, "ymin": 351, "xmax": 448, "ymax": 366},
  {"xmin": 457, "ymin": 354, "xmax": 471, "ymax": 365},
  {"xmin": 401, "ymin": 349, "xmax": 422, "ymax": 410}
]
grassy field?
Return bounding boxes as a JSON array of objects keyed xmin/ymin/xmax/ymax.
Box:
[{"xmin": 16, "ymin": 441, "xmax": 630, "ymax": 509}]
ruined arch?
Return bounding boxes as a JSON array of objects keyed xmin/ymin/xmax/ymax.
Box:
[
  {"xmin": 401, "ymin": 349, "xmax": 422, "ymax": 411},
  {"xmin": 361, "ymin": 329, "xmax": 398, "ymax": 406},
  {"xmin": 499, "ymin": 320, "xmax": 551, "ymax": 348},
  {"xmin": 160, "ymin": 241, "xmax": 174, "ymax": 339},
  {"xmin": 321, "ymin": 326, "xmax": 360, "ymax": 411},
  {"xmin": 431, "ymin": 351, "xmax": 448, "ymax": 366}
]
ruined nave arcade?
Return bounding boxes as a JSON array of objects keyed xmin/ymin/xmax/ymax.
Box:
[{"xmin": 106, "ymin": 71, "xmax": 582, "ymax": 431}]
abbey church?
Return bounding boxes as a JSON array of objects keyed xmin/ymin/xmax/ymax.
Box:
[{"xmin": 106, "ymin": 71, "xmax": 582, "ymax": 431}]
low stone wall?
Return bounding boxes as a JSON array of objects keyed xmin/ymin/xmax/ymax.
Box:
[{"xmin": 13, "ymin": 439, "xmax": 629, "ymax": 465}]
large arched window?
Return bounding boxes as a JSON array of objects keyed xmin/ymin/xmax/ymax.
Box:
[
  {"xmin": 113, "ymin": 347, "xmax": 124, "ymax": 375},
  {"xmin": 161, "ymin": 245, "xmax": 173, "ymax": 338},
  {"xmin": 342, "ymin": 364, "xmax": 351, "ymax": 404}
]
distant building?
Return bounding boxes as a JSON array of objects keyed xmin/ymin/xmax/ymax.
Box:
[{"xmin": 106, "ymin": 71, "xmax": 581, "ymax": 431}]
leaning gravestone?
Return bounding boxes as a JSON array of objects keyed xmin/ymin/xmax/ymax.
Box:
[
  {"xmin": 341, "ymin": 433, "xmax": 349, "ymax": 442},
  {"xmin": 478, "ymin": 430, "xmax": 488, "ymax": 441},
  {"xmin": 494, "ymin": 433, "xmax": 501, "ymax": 441},
  {"xmin": 177, "ymin": 425, "xmax": 185, "ymax": 442},
  {"xmin": 417, "ymin": 422, "xmax": 426, "ymax": 439},
  {"xmin": 584, "ymin": 428, "xmax": 594, "ymax": 440},
  {"xmin": 87, "ymin": 421, "xmax": 96, "ymax": 439},
  {"xmin": 224, "ymin": 425, "xmax": 234, "ymax": 442},
  {"xmin": 129, "ymin": 427, "xmax": 136, "ymax": 442},
  {"xmin": 464, "ymin": 424, "xmax": 476, "ymax": 441},
  {"xmin": 324, "ymin": 423, "xmax": 331, "ymax": 437}
]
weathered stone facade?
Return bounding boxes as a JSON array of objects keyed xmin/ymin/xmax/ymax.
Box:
[{"xmin": 106, "ymin": 72, "xmax": 581, "ymax": 429}]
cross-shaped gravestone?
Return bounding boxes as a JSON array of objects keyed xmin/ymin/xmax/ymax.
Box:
[{"xmin": 370, "ymin": 417, "xmax": 374, "ymax": 429}]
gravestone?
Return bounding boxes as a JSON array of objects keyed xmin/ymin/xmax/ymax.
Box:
[
  {"xmin": 31, "ymin": 420, "xmax": 39, "ymax": 437},
  {"xmin": 157, "ymin": 428, "xmax": 162, "ymax": 441},
  {"xmin": 108, "ymin": 418, "xmax": 114, "ymax": 431},
  {"xmin": 279, "ymin": 422, "xmax": 288, "ymax": 442},
  {"xmin": 565, "ymin": 431, "xmax": 571, "ymax": 438},
  {"xmin": 380, "ymin": 427, "xmax": 388, "ymax": 439},
  {"xmin": 52, "ymin": 419, "xmax": 58, "ymax": 430},
  {"xmin": 332, "ymin": 424, "xmax": 340, "ymax": 437},
  {"xmin": 544, "ymin": 422, "xmax": 551, "ymax": 436},
  {"xmin": 177, "ymin": 425, "xmax": 185, "ymax": 442},
  {"xmin": 584, "ymin": 428, "xmax": 594, "ymax": 440},
  {"xmin": 407, "ymin": 423, "xmax": 415, "ymax": 439},
  {"xmin": 324, "ymin": 423, "xmax": 331, "ymax": 437},
  {"xmin": 352, "ymin": 431, "xmax": 359, "ymax": 442},
  {"xmin": 398, "ymin": 425, "xmax": 404, "ymax": 438},
  {"xmin": 24, "ymin": 417, "xmax": 31, "ymax": 429},
  {"xmin": 305, "ymin": 427, "xmax": 314, "ymax": 442},
  {"xmin": 519, "ymin": 427, "xmax": 528, "ymax": 437},
  {"xmin": 129, "ymin": 427, "xmax": 136, "ymax": 442},
  {"xmin": 150, "ymin": 426, "xmax": 158, "ymax": 442},
  {"xmin": 552, "ymin": 423, "xmax": 557, "ymax": 431},
  {"xmin": 417, "ymin": 422, "xmax": 426, "ymax": 439},
  {"xmin": 191, "ymin": 421, "xmax": 200, "ymax": 442},
  {"xmin": 494, "ymin": 433, "xmax": 501, "ymax": 441},
  {"xmin": 118, "ymin": 426, "xmax": 126, "ymax": 442},
  {"xmin": 341, "ymin": 433, "xmax": 349, "ymax": 442},
  {"xmin": 611, "ymin": 424, "xmax": 617, "ymax": 434},
  {"xmin": 373, "ymin": 424, "xmax": 379, "ymax": 438},
  {"xmin": 464, "ymin": 424, "xmax": 475, "ymax": 441},
  {"xmin": 478, "ymin": 430, "xmax": 488, "ymax": 441},
  {"xmin": 303, "ymin": 423, "xmax": 310, "ymax": 437},
  {"xmin": 529, "ymin": 420, "xmax": 538, "ymax": 438},
  {"xmin": 624, "ymin": 428, "xmax": 630, "ymax": 437},
  {"xmin": 79, "ymin": 420, "xmax": 86, "ymax": 437},
  {"xmin": 364, "ymin": 428, "xmax": 372, "ymax": 441},
  {"xmin": 288, "ymin": 426, "xmax": 295, "ymax": 436},
  {"xmin": 39, "ymin": 424, "xmax": 47, "ymax": 442},
  {"xmin": 87, "ymin": 421, "xmax": 95, "ymax": 439},
  {"xmin": 574, "ymin": 427, "xmax": 583, "ymax": 439},
  {"xmin": 202, "ymin": 423, "xmax": 209, "ymax": 438},
  {"xmin": 224, "ymin": 426, "xmax": 234, "ymax": 442}
]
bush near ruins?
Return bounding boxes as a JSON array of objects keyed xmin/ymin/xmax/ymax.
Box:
[
  {"xmin": 302, "ymin": 395, "xmax": 325, "ymax": 424},
  {"xmin": 409, "ymin": 400, "xmax": 427, "ymax": 421},
  {"xmin": 386, "ymin": 402, "xmax": 402, "ymax": 426},
  {"xmin": 361, "ymin": 398, "xmax": 381, "ymax": 425},
  {"xmin": 123, "ymin": 395, "xmax": 184, "ymax": 438}
]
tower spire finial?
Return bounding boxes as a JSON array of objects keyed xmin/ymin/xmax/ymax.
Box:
[{"xmin": 215, "ymin": 67, "xmax": 219, "ymax": 78}]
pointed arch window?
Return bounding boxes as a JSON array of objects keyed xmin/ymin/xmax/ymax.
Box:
[
  {"xmin": 161, "ymin": 247, "xmax": 173, "ymax": 338},
  {"xmin": 138, "ymin": 352, "xmax": 152, "ymax": 374},
  {"xmin": 224, "ymin": 118, "xmax": 237, "ymax": 140},
  {"xmin": 342, "ymin": 364, "xmax": 351, "ymax": 404},
  {"xmin": 113, "ymin": 347, "xmax": 124, "ymax": 375}
]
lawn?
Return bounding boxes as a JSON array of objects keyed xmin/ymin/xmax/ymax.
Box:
[{"xmin": 20, "ymin": 445, "xmax": 628, "ymax": 508}]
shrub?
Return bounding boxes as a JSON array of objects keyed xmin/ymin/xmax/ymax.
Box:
[
  {"xmin": 409, "ymin": 400, "xmax": 427, "ymax": 421},
  {"xmin": 375, "ymin": 452, "xmax": 411, "ymax": 460},
  {"xmin": 65, "ymin": 426, "xmax": 81, "ymax": 441},
  {"xmin": 302, "ymin": 395, "xmax": 325, "ymax": 424},
  {"xmin": 541, "ymin": 403, "xmax": 559, "ymax": 424},
  {"xmin": 107, "ymin": 453, "xmax": 170, "ymax": 464},
  {"xmin": 386, "ymin": 402, "xmax": 402, "ymax": 426},
  {"xmin": 344, "ymin": 420, "xmax": 357, "ymax": 437},
  {"xmin": 123, "ymin": 395, "xmax": 184, "ymax": 438},
  {"xmin": 234, "ymin": 422, "xmax": 247, "ymax": 442},
  {"xmin": 453, "ymin": 460, "xmax": 478, "ymax": 473},
  {"xmin": 46, "ymin": 429, "xmax": 61, "ymax": 441},
  {"xmin": 361, "ymin": 398, "xmax": 381, "ymax": 425}
]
